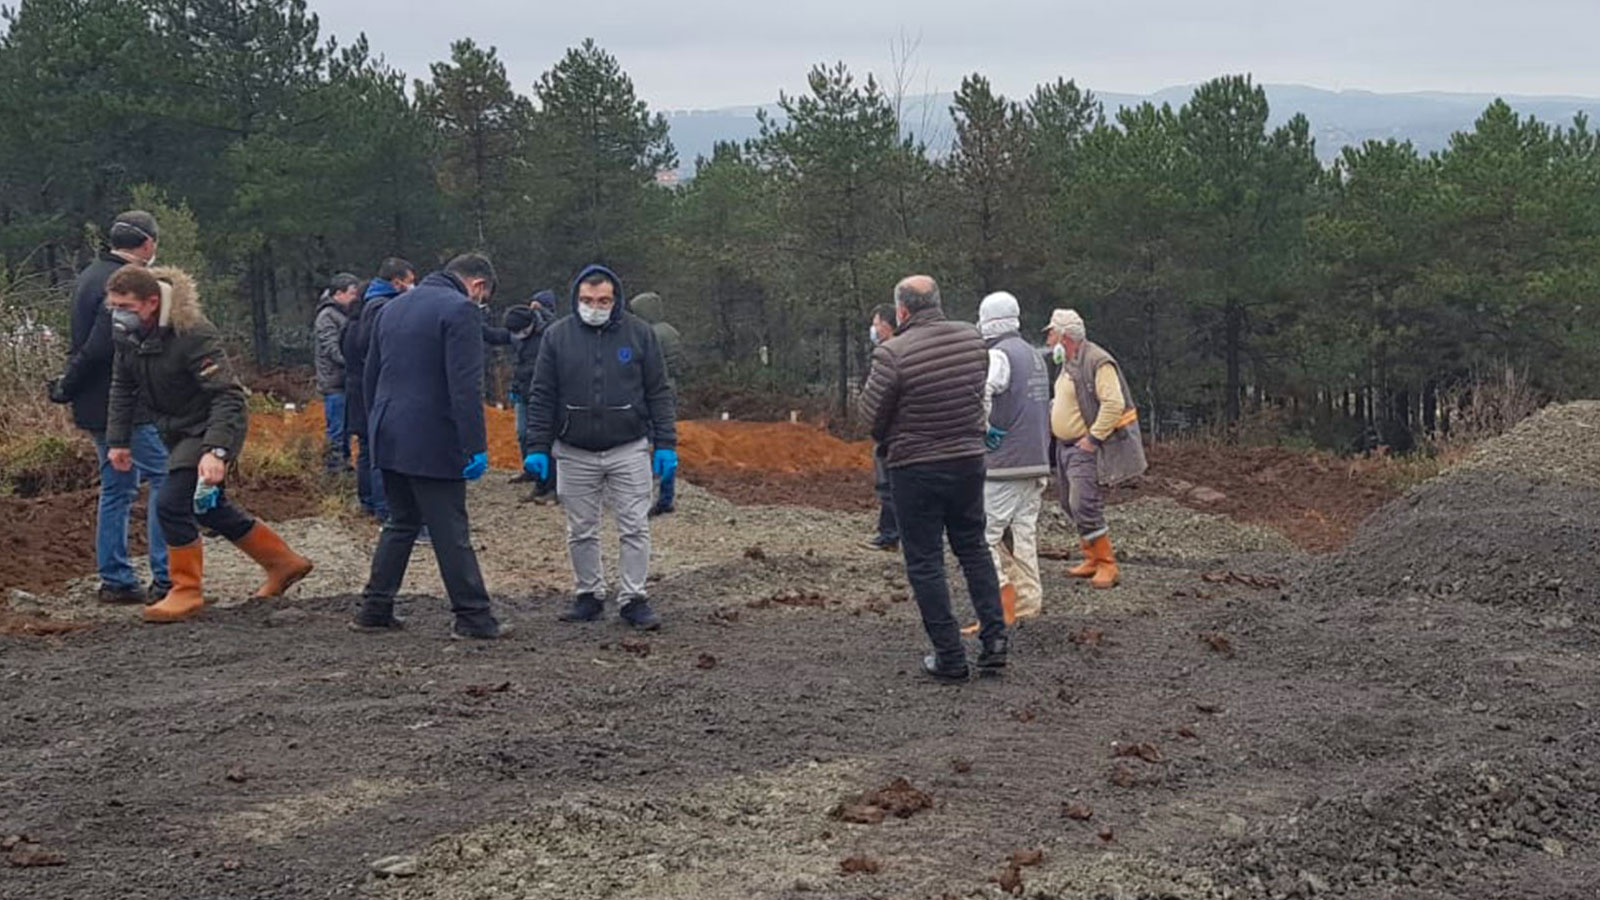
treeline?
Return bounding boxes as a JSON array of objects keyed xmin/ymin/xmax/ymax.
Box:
[{"xmin": 3, "ymin": 0, "xmax": 1598, "ymax": 448}]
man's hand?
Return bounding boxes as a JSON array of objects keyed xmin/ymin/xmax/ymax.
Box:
[
  {"xmin": 108, "ymin": 448, "xmax": 134, "ymax": 472},
  {"xmin": 462, "ymin": 451, "xmax": 489, "ymax": 482},
  {"xmin": 47, "ymin": 377, "xmax": 69, "ymax": 404},
  {"xmin": 523, "ymin": 452, "xmax": 550, "ymax": 482},
  {"xmin": 984, "ymin": 426, "xmax": 1008, "ymax": 452},
  {"xmin": 198, "ymin": 453, "xmax": 227, "ymax": 485},
  {"xmin": 652, "ymin": 448, "xmax": 678, "ymax": 479},
  {"xmin": 1075, "ymin": 437, "xmax": 1096, "ymax": 454}
]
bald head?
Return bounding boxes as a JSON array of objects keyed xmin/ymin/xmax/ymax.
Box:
[{"xmin": 894, "ymin": 275, "xmax": 941, "ymax": 317}]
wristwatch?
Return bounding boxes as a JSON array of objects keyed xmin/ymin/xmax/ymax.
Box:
[{"xmin": 208, "ymin": 447, "xmax": 229, "ymax": 461}]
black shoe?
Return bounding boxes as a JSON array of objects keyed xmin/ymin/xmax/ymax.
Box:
[
  {"xmin": 648, "ymin": 501, "xmax": 675, "ymax": 518},
  {"xmin": 977, "ymin": 635, "xmax": 1009, "ymax": 671},
  {"xmin": 97, "ymin": 584, "xmax": 145, "ymax": 605},
  {"xmin": 559, "ymin": 592, "xmax": 604, "ymax": 622},
  {"xmin": 147, "ymin": 581, "xmax": 171, "ymax": 604},
  {"xmin": 415, "ymin": 527, "xmax": 432, "ymax": 546},
  {"xmin": 921, "ymin": 654, "xmax": 970, "ymax": 682},
  {"xmin": 348, "ymin": 611, "xmax": 407, "ymax": 632},
  {"xmin": 862, "ymin": 536, "xmax": 899, "ymax": 552},
  {"xmin": 508, "ymin": 472, "xmax": 532, "ymax": 484},
  {"xmin": 450, "ymin": 621, "xmax": 513, "ymax": 640},
  {"xmin": 619, "ymin": 598, "xmax": 662, "ymax": 631}
]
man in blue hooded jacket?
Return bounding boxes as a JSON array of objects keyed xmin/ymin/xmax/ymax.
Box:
[
  {"xmin": 343, "ymin": 257, "xmax": 416, "ymax": 521},
  {"xmin": 523, "ymin": 266, "xmax": 676, "ymax": 630}
]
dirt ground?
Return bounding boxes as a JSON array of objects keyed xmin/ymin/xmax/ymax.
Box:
[{"xmin": 4, "ymin": 409, "xmax": 1598, "ymax": 900}]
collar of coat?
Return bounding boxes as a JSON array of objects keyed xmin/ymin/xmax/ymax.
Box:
[{"xmin": 895, "ymin": 305, "xmax": 947, "ymax": 334}]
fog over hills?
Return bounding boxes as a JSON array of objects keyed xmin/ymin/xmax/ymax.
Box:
[{"xmin": 663, "ymin": 83, "xmax": 1600, "ymax": 172}]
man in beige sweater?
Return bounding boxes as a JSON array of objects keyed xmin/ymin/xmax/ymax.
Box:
[{"xmin": 1045, "ymin": 309, "xmax": 1148, "ymax": 588}]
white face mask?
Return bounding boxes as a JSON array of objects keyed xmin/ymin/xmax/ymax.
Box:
[
  {"xmin": 1052, "ymin": 342, "xmax": 1067, "ymax": 365},
  {"xmin": 578, "ymin": 302, "xmax": 611, "ymax": 327},
  {"xmin": 868, "ymin": 326, "xmax": 881, "ymax": 347}
]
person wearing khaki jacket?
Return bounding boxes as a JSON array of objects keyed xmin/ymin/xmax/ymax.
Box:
[
  {"xmin": 105, "ymin": 265, "xmax": 314, "ymax": 623},
  {"xmin": 1044, "ymin": 309, "xmax": 1148, "ymax": 588},
  {"xmin": 859, "ymin": 275, "xmax": 1010, "ymax": 682}
]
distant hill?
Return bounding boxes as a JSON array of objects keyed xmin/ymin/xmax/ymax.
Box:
[{"xmin": 662, "ymin": 84, "xmax": 1600, "ymax": 174}]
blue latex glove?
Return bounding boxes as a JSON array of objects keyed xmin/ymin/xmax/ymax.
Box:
[
  {"xmin": 984, "ymin": 425, "xmax": 1008, "ymax": 451},
  {"xmin": 653, "ymin": 448, "xmax": 678, "ymax": 479},
  {"xmin": 523, "ymin": 452, "xmax": 550, "ymax": 481},
  {"xmin": 462, "ymin": 451, "xmax": 489, "ymax": 481},
  {"xmin": 193, "ymin": 482, "xmax": 220, "ymax": 516}
]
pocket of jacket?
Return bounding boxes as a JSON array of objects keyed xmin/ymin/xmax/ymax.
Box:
[{"xmin": 560, "ymin": 404, "xmax": 646, "ymax": 451}]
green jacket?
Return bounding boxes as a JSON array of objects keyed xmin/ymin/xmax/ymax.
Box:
[
  {"xmin": 106, "ymin": 268, "xmax": 248, "ymax": 470},
  {"xmin": 630, "ymin": 292, "xmax": 685, "ymax": 381}
]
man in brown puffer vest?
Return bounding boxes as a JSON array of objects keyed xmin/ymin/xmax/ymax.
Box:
[{"xmin": 859, "ymin": 275, "xmax": 1010, "ymax": 682}]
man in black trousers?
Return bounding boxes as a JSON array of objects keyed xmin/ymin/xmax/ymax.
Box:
[
  {"xmin": 859, "ymin": 275, "xmax": 1009, "ymax": 681},
  {"xmin": 350, "ymin": 252, "xmax": 509, "ymax": 639}
]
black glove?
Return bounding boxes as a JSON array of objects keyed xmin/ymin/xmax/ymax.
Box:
[{"xmin": 47, "ymin": 377, "xmax": 69, "ymax": 404}]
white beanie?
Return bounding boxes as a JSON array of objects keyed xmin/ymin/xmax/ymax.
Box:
[{"xmin": 1044, "ymin": 308, "xmax": 1086, "ymax": 341}]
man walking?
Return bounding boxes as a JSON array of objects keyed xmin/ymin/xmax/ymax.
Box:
[
  {"xmin": 351, "ymin": 253, "xmax": 509, "ymax": 639},
  {"xmin": 524, "ymin": 266, "xmax": 676, "ymax": 631},
  {"xmin": 103, "ymin": 266, "xmax": 313, "ymax": 623},
  {"xmin": 51, "ymin": 211, "xmax": 170, "ymax": 604},
  {"xmin": 976, "ymin": 292, "xmax": 1050, "ymax": 624},
  {"xmin": 860, "ymin": 275, "xmax": 1009, "ymax": 682},
  {"xmin": 342, "ymin": 258, "xmax": 416, "ymax": 521},
  {"xmin": 1045, "ymin": 309, "xmax": 1148, "ymax": 589},
  {"xmin": 630, "ymin": 291, "xmax": 682, "ymax": 517},
  {"xmin": 314, "ymin": 273, "xmax": 360, "ymax": 473},
  {"xmin": 863, "ymin": 303, "xmax": 899, "ymax": 551}
]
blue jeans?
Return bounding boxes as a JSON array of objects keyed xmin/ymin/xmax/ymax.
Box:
[
  {"xmin": 323, "ymin": 392, "xmax": 349, "ymax": 470},
  {"xmin": 355, "ymin": 436, "xmax": 388, "ymax": 520},
  {"xmin": 513, "ymin": 397, "xmax": 528, "ymax": 457},
  {"xmin": 91, "ymin": 425, "xmax": 170, "ymax": 591}
]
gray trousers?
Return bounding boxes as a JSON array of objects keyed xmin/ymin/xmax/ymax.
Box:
[
  {"xmin": 1056, "ymin": 443, "xmax": 1107, "ymax": 539},
  {"xmin": 555, "ymin": 438, "xmax": 653, "ymax": 602}
]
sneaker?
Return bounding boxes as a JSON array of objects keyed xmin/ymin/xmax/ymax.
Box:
[
  {"xmin": 348, "ymin": 612, "xmax": 407, "ymax": 633},
  {"xmin": 146, "ymin": 581, "xmax": 171, "ymax": 604},
  {"xmin": 619, "ymin": 598, "xmax": 662, "ymax": 631},
  {"xmin": 508, "ymin": 472, "xmax": 532, "ymax": 484},
  {"xmin": 559, "ymin": 592, "xmax": 604, "ymax": 622},
  {"xmin": 97, "ymin": 583, "xmax": 146, "ymax": 605},
  {"xmin": 861, "ymin": 536, "xmax": 899, "ymax": 552},
  {"xmin": 450, "ymin": 621, "xmax": 514, "ymax": 640},
  {"xmin": 976, "ymin": 635, "xmax": 1009, "ymax": 671},
  {"xmin": 415, "ymin": 526, "xmax": 432, "ymax": 546},
  {"xmin": 648, "ymin": 500, "xmax": 675, "ymax": 518},
  {"xmin": 921, "ymin": 654, "xmax": 970, "ymax": 683}
]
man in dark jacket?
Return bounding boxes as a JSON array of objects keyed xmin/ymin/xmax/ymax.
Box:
[
  {"xmin": 859, "ymin": 275, "xmax": 1009, "ymax": 682},
  {"xmin": 352, "ymin": 253, "xmax": 509, "ymax": 640},
  {"xmin": 506, "ymin": 290, "xmax": 558, "ymax": 502},
  {"xmin": 523, "ymin": 265, "xmax": 676, "ymax": 631},
  {"xmin": 343, "ymin": 258, "xmax": 416, "ymax": 521},
  {"xmin": 313, "ymin": 273, "xmax": 360, "ymax": 472},
  {"xmin": 51, "ymin": 210, "xmax": 170, "ymax": 604},
  {"xmin": 863, "ymin": 303, "xmax": 899, "ymax": 551},
  {"xmin": 630, "ymin": 291, "xmax": 682, "ymax": 516},
  {"xmin": 104, "ymin": 266, "xmax": 313, "ymax": 624}
]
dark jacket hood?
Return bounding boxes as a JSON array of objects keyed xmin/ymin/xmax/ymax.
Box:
[
  {"xmin": 631, "ymin": 291, "xmax": 666, "ymax": 324},
  {"xmin": 532, "ymin": 289, "xmax": 557, "ymax": 310},
  {"xmin": 569, "ymin": 264, "xmax": 626, "ymax": 325}
]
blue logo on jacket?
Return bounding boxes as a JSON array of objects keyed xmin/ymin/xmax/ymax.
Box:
[{"xmin": 618, "ymin": 346, "xmax": 633, "ymax": 364}]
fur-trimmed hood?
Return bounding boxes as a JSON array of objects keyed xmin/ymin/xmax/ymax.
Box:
[{"xmin": 147, "ymin": 266, "xmax": 208, "ymax": 334}]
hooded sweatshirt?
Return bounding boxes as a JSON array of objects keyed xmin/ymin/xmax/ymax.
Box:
[
  {"xmin": 524, "ymin": 265, "xmax": 676, "ymax": 454},
  {"xmin": 629, "ymin": 291, "xmax": 685, "ymax": 381}
]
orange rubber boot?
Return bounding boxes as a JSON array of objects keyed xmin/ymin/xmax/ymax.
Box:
[
  {"xmin": 963, "ymin": 583, "xmax": 1018, "ymax": 634},
  {"xmin": 234, "ymin": 523, "xmax": 314, "ymax": 597},
  {"xmin": 1067, "ymin": 540, "xmax": 1098, "ymax": 578},
  {"xmin": 1090, "ymin": 536, "xmax": 1119, "ymax": 589},
  {"xmin": 144, "ymin": 542, "xmax": 205, "ymax": 623}
]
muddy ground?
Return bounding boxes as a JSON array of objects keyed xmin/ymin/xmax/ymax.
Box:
[{"xmin": 4, "ymin": 413, "xmax": 1600, "ymax": 900}]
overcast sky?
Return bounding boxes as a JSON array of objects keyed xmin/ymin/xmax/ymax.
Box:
[{"xmin": 312, "ymin": 0, "xmax": 1600, "ymax": 108}]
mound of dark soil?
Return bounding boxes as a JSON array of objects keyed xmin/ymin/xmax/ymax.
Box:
[{"xmin": 1303, "ymin": 468, "xmax": 1600, "ymax": 614}]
